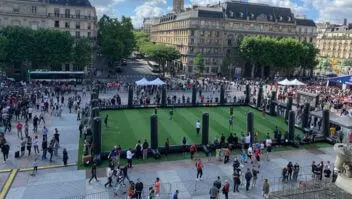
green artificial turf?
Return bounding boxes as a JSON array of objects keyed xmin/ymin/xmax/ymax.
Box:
[{"xmin": 100, "ymin": 106, "xmax": 304, "ymax": 151}]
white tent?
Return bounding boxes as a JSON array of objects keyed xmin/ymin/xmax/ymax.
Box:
[
  {"xmin": 278, "ymin": 78, "xmax": 291, "ymax": 85},
  {"xmin": 290, "ymin": 79, "xmax": 306, "ymax": 86},
  {"xmin": 150, "ymin": 78, "xmax": 165, "ymax": 85},
  {"xmin": 135, "ymin": 78, "xmax": 150, "ymax": 86}
]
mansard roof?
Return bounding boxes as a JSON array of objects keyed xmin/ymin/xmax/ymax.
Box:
[
  {"xmin": 48, "ymin": 0, "xmax": 92, "ymax": 7},
  {"xmin": 224, "ymin": 1, "xmax": 294, "ymax": 23}
]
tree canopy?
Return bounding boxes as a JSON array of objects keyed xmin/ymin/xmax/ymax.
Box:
[
  {"xmin": 138, "ymin": 41, "xmax": 180, "ymax": 76},
  {"xmin": 240, "ymin": 36, "xmax": 319, "ymax": 77},
  {"xmin": 0, "ymin": 26, "xmax": 91, "ymax": 76},
  {"xmin": 98, "ymin": 15, "xmax": 134, "ymax": 63}
]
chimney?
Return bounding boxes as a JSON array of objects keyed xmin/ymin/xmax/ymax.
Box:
[{"xmin": 344, "ymin": 18, "xmax": 347, "ymax": 26}]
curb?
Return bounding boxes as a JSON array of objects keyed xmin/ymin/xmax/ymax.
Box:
[
  {"xmin": 0, "ymin": 169, "xmax": 11, "ymax": 174},
  {"xmin": 19, "ymin": 163, "xmax": 76, "ymax": 172},
  {"xmin": 0, "ymin": 169, "xmax": 18, "ymax": 199}
]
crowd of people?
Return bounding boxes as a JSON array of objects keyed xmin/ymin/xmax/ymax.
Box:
[{"xmin": 0, "ymin": 79, "xmax": 85, "ymax": 170}]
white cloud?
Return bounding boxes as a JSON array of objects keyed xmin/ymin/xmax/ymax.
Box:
[
  {"xmin": 131, "ymin": 0, "xmax": 167, "ymax": 28},
  {"xmin": 308, "ymin": 0, "xmax": 352, "ymax": 24}
]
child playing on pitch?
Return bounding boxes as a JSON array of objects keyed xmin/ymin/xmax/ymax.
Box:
[{"xmin": 169, "ymin": 108, "xmax": 173, "ymax": 120}]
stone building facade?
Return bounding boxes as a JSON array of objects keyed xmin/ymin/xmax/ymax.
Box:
[
  {"xmin": 316, "ymin": 25, "xmax": 352, "ymax": 60},
  {"xmin": 148, "ymin": 1, "xmax": 316, "ymax": 75},
  {"xmin": 0, "ymin": 0, "xmax": 97, "ymax": 71},
  {"xmin": 0, "ymin": 0, "xmax": 97, "ymax": 38}
]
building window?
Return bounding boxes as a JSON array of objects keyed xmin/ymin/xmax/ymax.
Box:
[
  {"xmin": 191, "ymin": 30, "xmax": 194, "ymax": 36},
  {"xmin": 228, "ymin": 39, "xmax": 232, "ymax": 46},
  {"xmin": 88, "ymin": 23, "xmax": 91, "ymax": 30},
  {"xmin": 216, "ymin": 31, "xmax": 219, "ymax": 37},
  {"xmin": 13, "ymin": 8, "xmax": 20, "ymax": 13},
  {"xmin": 65, "ymin": 22, "xmax": 69, "ymax": 28},
  {"xmin": 54, "ymin": 21, "xmax": 59, "ymax": 28},
  {"xmin": 75, "ymin": 31, "xmax": 80, "ymax": 38},
  {"xmin": 190, "ymin": 39, "xmax": 194, "ymax": 45},
  {"xmin": 54, "ymin": 8, "xmax": 60, "ymax": 17},
  {"xmin": 189, "ymin": 47, "xmax": 194, "ymax": 53},
  {"xmin": 188, "ymin": 65, "xmax": 192, "ymax": 73},
  {"xmin": 201, "ymin": 31, "xmax": 205, "ymax": 36},
  {"xmin": 65, "ymin": 9, "xmax": 70, "ymax": 18},
  {"xmin": 75, "ymin": 10, "xmax": 81, "ymax": 18},
  {"xmin": 87, "ymin": 32, "xmax": 91, "ymax": 38},
  {"xmin": 31, "ymin": 6, "xmax": 37, "ymax": 14},
  {"xmin": 75, "ymin": 22, "xmax": 80, "ymax": 29}
]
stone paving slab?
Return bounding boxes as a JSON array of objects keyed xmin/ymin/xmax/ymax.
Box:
[{"xmin": 0, "ymin": 172, "xmax": 10, "ymax": 192}]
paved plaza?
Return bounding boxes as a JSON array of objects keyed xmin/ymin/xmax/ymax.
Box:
[{"xmin": 2, "ymin": 145, "xmax": 338, "ymax": 199}]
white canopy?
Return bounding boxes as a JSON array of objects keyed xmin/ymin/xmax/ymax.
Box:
[
  {"xmin": 278, "ymin": 78, "xmax": 291, "ymax": 85},
  {"xmin": 135, "ymin": 78, "xmax": 150, "ymax": 86},
  {"xmin": 149, "ymin": 78, "xmax": 165, "ymax": 85},
  {"xmin": 290, "ymin": 79, "xmax": 306, "ymax": 86}
]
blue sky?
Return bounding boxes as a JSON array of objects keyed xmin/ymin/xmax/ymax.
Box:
[{"xmin": 90, "ymin": 0, "xmax": 351, "ymax": 28}]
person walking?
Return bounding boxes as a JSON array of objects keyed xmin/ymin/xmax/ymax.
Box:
[
  {"xmin": 164, "ymin": 138, "xmax": 169, "ymax": 159},
  {"xmin": 104, "ymin": 114, "xmax": 108, "ymax": 128},
  {"xmin": 63, "ymin": 148, "xmax": 68, "ymax": 166},
  {"xmin": 33, "ymin": 136, "xmax": 40, "ymax": 154},
  {"xmin": 20, "ymin": 137, "xmax": 26, "ymax": 157},
  {"xmin": 209, "ymin": 182, "xmax": 219, "ymax": 199},
  {"xmin": 24, "ymin": 122, "xmax": 29, "ymax": 138},
  {"xmin": 222, "ymin": 180, "xmax": 230, "ymax": 199},
  {"xmin": 31, "ymin": 158, "xmax": 39, "ymax": 176},
  {"xmin": 245, "ymin": 168, "xmax": 252, "ymax": 191},
  {"xmin": 135, "ymin": 178, "xmax": 143, "ymax": 199},
  {"xmin": 252, "ymin": 167, "xmax": 259, "ymax": 187},
  {"xmin": 48, "ymin": 139, "xmax": 54, "ymax": 162},
  {"xmin": 104, "ymin": 166, "xmax": 113, "ymax": 188},
  {"xmin": 142, "ymin": 139, "xmax": 149, "ymax": 160},
  {"xmin": 1, "ymin": 142, "xmax": 9, "ymax": 162},
  {"xmin": 262, "ymin": 178, "xmax": 270, "ymax": 199},
  {"xmin": 16, "ymin": 121, "xmax": 23, "ymax": 139},
  {"xmin": 26, "ymin": 136, "xmax": 32, "ymax": 156},
  {"xmin": 224, "ymin": 147, "xmax": 231, "ymax": 164},
  {"xmin": 88, "ymin": 163, "xmax": 99, "ymax": 183},
  {"xmin": 172, "ymin": 190, "xmax": 179, "ymax": 199},
  {"xmin": 195, "ymin": 158, "xmax": 203, "ymax": 180},
  {"xmin": 233, "ymin": 168, "xmax": 241, "ymax": 193},
  {"xmin": 196, "ymin": 120, "xmax": 201, "ymax": 135},
  {"xmin": 126, "ymin": 148, "xmax": 134, "ymax": 168},
  {"xmin": 54, "ymin": 128, "xmax": 60, "ymax": 147},
  {"xmin": 42, "ymin": 138, "xmax": 48, "ymax": 160},
  {"xmin": 153, "ymin": 177, "xmax": 161, "ymax": 197}
]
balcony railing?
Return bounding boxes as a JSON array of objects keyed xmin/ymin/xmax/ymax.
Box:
[{"xmin": 47, "ymin": 13, "xmax": 97, "ymax": 20}]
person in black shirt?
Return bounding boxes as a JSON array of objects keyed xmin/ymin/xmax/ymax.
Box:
[
  {"xmin": 104, "ymin": 114, "xmax": 108, "ymax": 128},
  {"xmin": 33, "ymin": 115, "xmax": 39, "ymax": 133},
  {"xmin": 89, "ymin": 164, "xmax": 99, "ymax": 183},
  {"xmin": 164, "ymin": 138, "xmax": 170, "ymax": 158},
  {"xmin": 135, "ymin": 178, "xmax": 143, "ymax": 199},
  {"xmin": 135, "ymin": 140, "xmax": 142, "ymax": 159}
]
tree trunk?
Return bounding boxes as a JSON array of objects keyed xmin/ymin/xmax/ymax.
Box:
[
  {"xmin": 251, "ymin": 63, "xmax": 255, "ymax": 79},
  {"xmin": 261, "ymin": 65, "xmax": 265, "ymax": 78}
]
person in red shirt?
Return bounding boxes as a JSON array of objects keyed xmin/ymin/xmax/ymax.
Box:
[
  {"xmin": 222, "ymin": 180, "xmax": 230, "ymax": 199},
  {"xmin": 16, "ymin": 121, "xmax": 23, "ymax": 139},
  {"xmin": 195, "ymin": 159, "xmax": 203, "ymax": 180}
]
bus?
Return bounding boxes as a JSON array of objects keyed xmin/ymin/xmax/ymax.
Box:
[
  {"xmin": 148, "ymin": 61, "xmax": 161, "ymax": 73},
  {"xmin": 28, "ymin": 71, "xmax": 85, "ymax": 83}
]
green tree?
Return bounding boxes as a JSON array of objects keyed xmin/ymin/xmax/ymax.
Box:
[
  {"xmin": 98, "ymin": 15, "xmax": 134, "ymax": 64},
  {"xmin": 141, "ymin": 43, "xmax": 180, "ymax": 76},
  {"xmin": 193, "ymin": 53, "xmax": 205, "ymax": 74},
  {"xmin": 73, "ymin": 38, "xmax": 92, "ymax": 70},
  {"xmin": 0, "ymin": 35, "xmax": 8, "ymax": 73}
]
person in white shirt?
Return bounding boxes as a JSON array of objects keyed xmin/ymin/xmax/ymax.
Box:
[
  {"xmin": 104, "ymin": 167, "xmax": 113, "ymax": 188},
  {"xmin": 265, "ymin": 137, "xmax": 272, "ymax": 160},
  {"xmin": 126, "ymin": 148, "xmax": 134, "ymax": 168},
  {"xmin": 196, "ymin": 120, "xmax": 201, "ymax": 135},
  {"xmin": 33, "ymin": 136, "xmax": 40, "ymax": 154},
  {"xmin": 28, "ymin": 107, "xmax": 33, "ymax": 119}
]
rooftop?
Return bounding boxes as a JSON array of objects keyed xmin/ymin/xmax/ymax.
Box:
[{"xmin": 48, "ymin": 0, "xmax": 92, "ymax": 7}]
